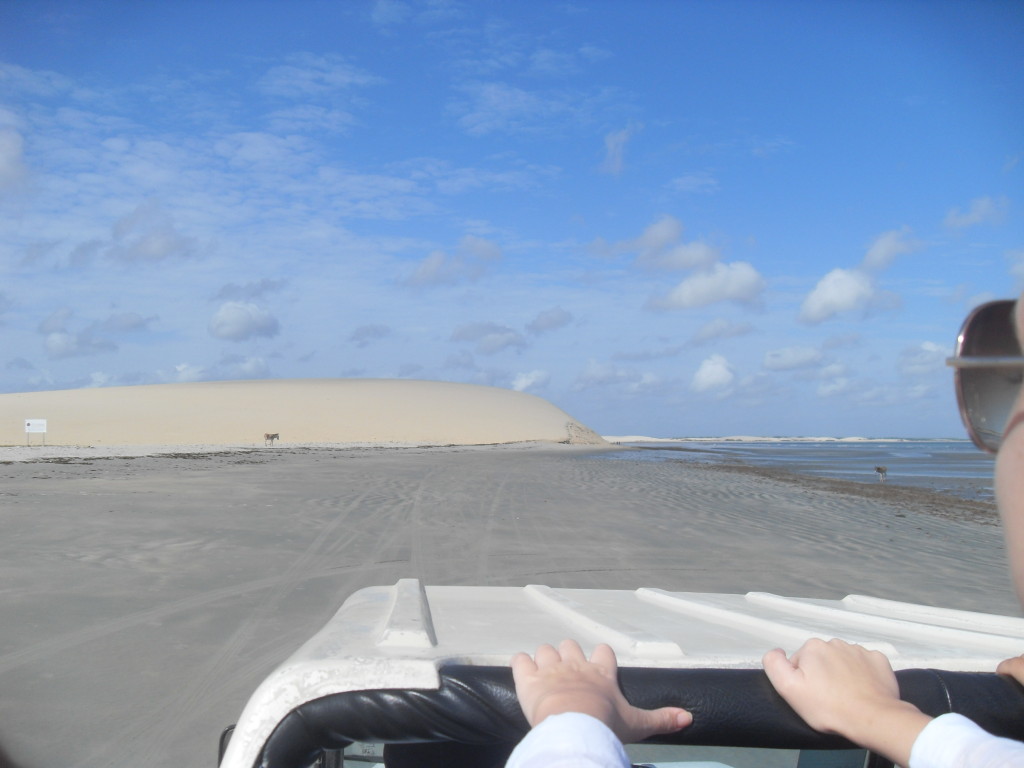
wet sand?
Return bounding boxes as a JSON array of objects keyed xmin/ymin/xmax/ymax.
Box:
[{"xmin": 0, "ymin": 443, "xmax": 1014, "ymax": 768}]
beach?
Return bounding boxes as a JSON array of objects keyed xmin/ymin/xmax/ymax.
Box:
[
  {"xmin": 0, "ymin": 442, "xmax": 1012, "ymax": 768},
  {"xmin": 0, "ymin": 381, "xmax": 1015, "ymax": 768}
]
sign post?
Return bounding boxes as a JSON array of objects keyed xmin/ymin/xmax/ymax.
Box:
[{"xmin": 25, "ymin": 419, "xmax": 47, "ymax": 446}]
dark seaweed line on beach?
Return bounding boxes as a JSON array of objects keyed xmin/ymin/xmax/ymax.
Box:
[{"xmin": 678, "ymin": 460, "xmax": 998, "ymax": 526}]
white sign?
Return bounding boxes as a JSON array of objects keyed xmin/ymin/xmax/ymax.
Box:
[{"xmin": 25, "ymin": 419, "xmax": 47, "ymax": 434}]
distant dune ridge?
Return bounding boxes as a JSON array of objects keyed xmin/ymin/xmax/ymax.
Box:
[{"xmin": 0, "ymin": 379, "xmax": 606, "ymax": 447}]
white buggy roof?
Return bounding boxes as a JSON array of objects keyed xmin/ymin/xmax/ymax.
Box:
[{"xmin": 220, "ymin": 579, "xmax": 1024, "ymax": 768}]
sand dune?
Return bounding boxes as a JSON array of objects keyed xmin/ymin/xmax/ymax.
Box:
[{"xmin": 0, "ymin": 378, "xmax": 605, "ymax": 447}]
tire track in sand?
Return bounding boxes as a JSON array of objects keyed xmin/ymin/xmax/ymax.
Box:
[{"xmin": 117, "ymin": 485, "xmax": 386, "ymax": 764}]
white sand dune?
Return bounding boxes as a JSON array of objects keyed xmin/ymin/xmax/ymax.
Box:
[{"xmin": 0, "ymin": 378, "xmax": 605, "ymax": 447}]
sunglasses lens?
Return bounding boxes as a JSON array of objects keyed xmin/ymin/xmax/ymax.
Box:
[
  {"xmin": 959, "ymin": 367, "xmax": 1021, "ymax": 452},
  {"xmin": 954, "ymin": 300, "xmax": 1022, "ymax": 452}
]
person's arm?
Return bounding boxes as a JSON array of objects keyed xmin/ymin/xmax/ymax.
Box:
[
  {"xmin": 762, "ymin": 638, "xmax": 931, "ymax": 767},
  {"xmin": 911, "ymin": 712, "xmax": 1024, "ymax": 768},
  {"xmin": 504, "ymin": 712, "xmax": 633, "ymax": 768},
  {"xmin": 511, "ymin": 639, "xmax": 692, "ymax": 742}
]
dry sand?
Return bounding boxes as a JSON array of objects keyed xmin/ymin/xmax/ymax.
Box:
[
  {"xmin": 0, "ymin": 379, "xmax": 605, "ymax": 447},
  {"xmin": 0, "ymin": 381, "xmax": 1015, "ymax": 768}
]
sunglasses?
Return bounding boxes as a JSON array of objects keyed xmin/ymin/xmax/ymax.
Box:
[{"xmin": 946, "ymin": 299, "xmax": 1024, "ymax": 453}]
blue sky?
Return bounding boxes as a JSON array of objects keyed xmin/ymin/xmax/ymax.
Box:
[{"xmin": 1, "ymin": 1, "xmax": 1021, "ymax": 438}]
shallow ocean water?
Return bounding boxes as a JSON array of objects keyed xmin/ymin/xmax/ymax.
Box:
[{"xmin": 599, "ymin": 439, "xmax": 997, "ymax": 501}]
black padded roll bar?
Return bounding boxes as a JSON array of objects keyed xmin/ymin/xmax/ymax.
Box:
[{"xmin": 248, "ymin": 666, "xmax": 1024, "ymax": 768}]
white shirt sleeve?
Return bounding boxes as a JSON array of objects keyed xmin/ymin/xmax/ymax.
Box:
[
  {"xmin": 910, "ymin": 713, "xmax": 1024, "ymax": 768},
  {"xmin": 505, "ymin": 712, "xmax": 631, "ymax": 768}
]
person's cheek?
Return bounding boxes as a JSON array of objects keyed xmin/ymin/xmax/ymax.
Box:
[
  {"xmin": 997, "ymin": 410, "xmax": 1024, "ymax": 606},
  {"xmin": 995, "ymin": 292, "xmax": 1024, "ymax": 604}
]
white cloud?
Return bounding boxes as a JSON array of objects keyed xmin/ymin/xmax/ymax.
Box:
[
  {"xmin": 406, "ymin": 235, "xmax": 502, "ymax": 286},
  {"xmin": 38, "ymin": 307, "xmax": 73, "ymax": 334},
  {"xmin": 601, "ymin": 122, "xmax": 641, "ymax": 175},
  {"xmin": 802, "ymin": 225, "xmax": 915, "ymax": 324},
  {"xmin": 613, "ymin": 215, "xmax": 720, "ymax": 271},
  {"xmin": 265, "ymin": 105, "xmax": 356, "ymax": 134},
  {"xmin": 799, "ymin": 268, "xmax": 874, "ymax": 324},
  {"xmin": 852, "ymin": 383, "xmax": 934, "ymax": 407},
  {"xmin": 257, "ymin": 53, "xmax": 380, "ymax": 98},
  {"xmin": 763, "ymin": 346, "xmax": 822, "ymax": 371},
  {"xmin": 652, "ymin": 242, "xmax": 720, "ymax": 271},
  {"xmin": 371, "ymin": 0, "xmax": 413, "ymax": 25},
  {"xmin": 459, "ymin": 234, "xmax": 502, "ymax": 264},
  {"xmin": 861, "ymin": 226, "xmax": 921, "ymax": 271},
  {"xmin": 108, "ymin": 202, "xmax": 199, "ymax": 263},
  {"xmin": 571, "ymin": 360, "xmax": 638, "ymax": 391},
  {"xmin": 450, "ymin": 321, "xmax": 525, "ymax": 354},
  {"xmin": 1008, "ymin": 249, "xmax": 1024, "ymax": 287},
  {"xmin": 818, "ymin": 376, "xmax": 853, "ymax": 397},
  {"xmin": 691, "ymin": 354, "xmax": 734, "ymax": 393},
  {"xmin": 573, "ymin": 363, "xmax": 664, "ymax": 393},
  {"xmin": 634, "ymin": 215, "xmax": 683, "ymax": 254},
  {"xmin": 209, "ymin": 302, "xmax": 280, "ymax": 341},
  {"xmin": 421, "ymin": 161, "xmax": 548, "ymax": 195},
  {"xmin": 688, "ymin": 318, "xmax": 753, "ymax": 345},
  {"xmin": 898, "ymin": 341, "xmax": 947, "ymax": 377},
  {"xmin": 819, "ymin": 362, "xmax": 848, "ymax": 379},
  {"xmin": 613, "ymin": 343, "xmax": 684, "ymax": 362},
  {"xmin": 86, "ymin": 371, "xmax": 116, "ymax": 388},
  {"xmin": 512, "ymin": 369, "xmax": 549, "ymax": 391},
  {"xmin": 626, "ymin": 371, "xmax": 663, "ymax": 393},
  {"xmin": 449, "ymin": 76, "xmax": 608, "ymax": 137},
  {"xmin": 822, "ymin": 333, "xmax": 862, "ymax": 351},
  {"xmin": 171, "ymin": 363, "xmax": 206, "ymax": 383},
  {"xmin": 0, "ymin": 62, "xmax": 72, "ymax": 97},
  {"xmin": 526, "ymin": 307, "xmax": 572, "ymax": 334},
  {"xmin": 215, "ymin": 279, "xmax": 288, "ymax": 301},
  {"xmin": 667, "ymin": 172, "xmax": 719, "ymax": 194},
  {"xmin": 370, "ymin": 0, "xmax": 458, "ymax": 26},
  {"xmin": 444, "ymin": 350, "xmax": 476, "ymax": 370},
  {"xmin": 43, "ymin": 330, "xmax": 115, "ymax": 359},
  {"xmin": 350, "ymin": 324, "xmax": 392, "ymax": 348},
  {"xmin": 0, "ymin": 128, "xmax": 28, "ymax": 189},
  {"xmin": 100, "ymin": 312, "xmax": 156, "ymax": 332},
  {"xmin": 218, "ymin": 355, "xmax": 270, "ymax": 379},
  {"xmin": 530, "ymin": 48, "xmax": 579, "ymax": 76},
  {"xmin": 652, "ymin": 261, "xmax": 765, "ymax": 309},
  {"xmin": 7, "ymin": 357, "xmax": 34, "ymax": 371},
  {"xmin": 815, "ymin": 362, "xmax": 852, "ymax": 397},
  {"xmin": 111, "ymin": 227, "xmax": 197, "ymax": 263},
  {"xmin": 213, "ymin": 132, "xmax": 314, "ymax": 170},
  {"xmin": 36, "ymin": 309, "xmax": 119, "ymax": 359},
  {"xmin": 751, "ymin": 137, "xmax": 795, "ymax": 157},
  {"xmin": 944, "ymin": 196, "xmax": 1008, "ymax": 228},
  {"xmin": 453, "ymin": 82, "xmax": 552, "ymax": 136}
]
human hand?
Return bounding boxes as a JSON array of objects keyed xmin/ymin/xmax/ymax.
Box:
[
  {"xmin": 762, "ymin": 638, "xmax": 930, "ymax": 766},
  {"xmin": 510, "ymin": 638, "xmax": 692, "ymax": 743},
  {"xmin": 997, "ymin": 653, "xmax": 1024, "ymax": 685}
]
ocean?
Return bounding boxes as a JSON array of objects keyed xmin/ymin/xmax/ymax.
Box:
[{"xmin": 598, "ymin": 439, "xmax": 997, "ymax": 502}]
